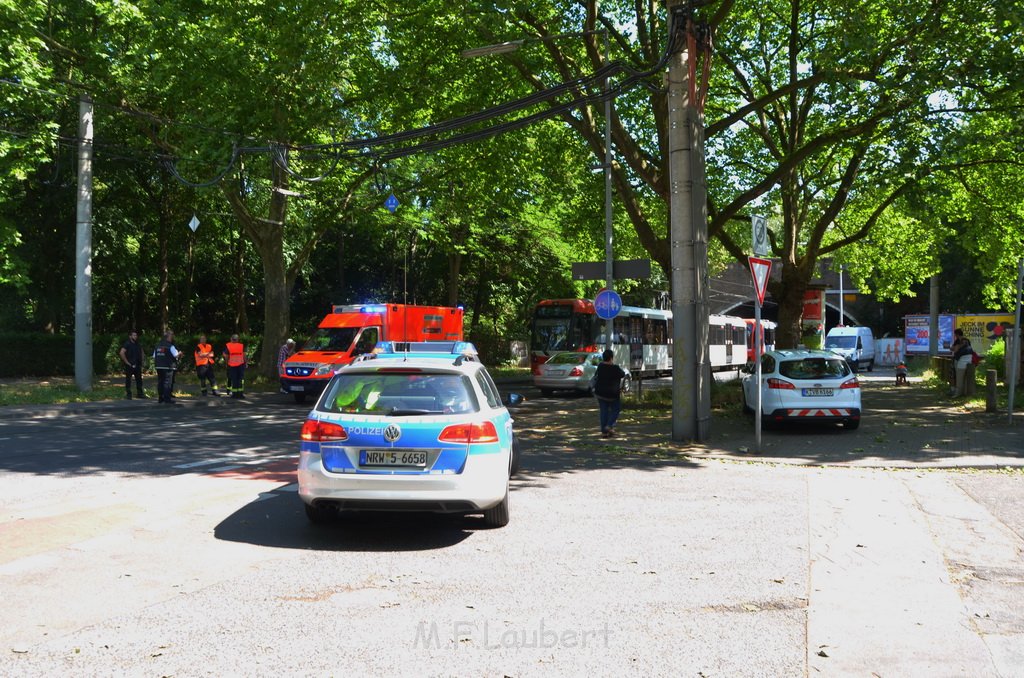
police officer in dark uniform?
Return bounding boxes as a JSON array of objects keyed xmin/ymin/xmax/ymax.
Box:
[
  {"xmin": 119, "ymin": 330, "xmax": 147, "ymax": 399},
  {"xmin": 153, "ymin": 330, "xmax": 181, "ymax": 404}
]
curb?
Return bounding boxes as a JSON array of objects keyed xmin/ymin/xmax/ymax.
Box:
[{"xmin": 0, "ymin": 391, "xmax": 287, "ymax": 420}]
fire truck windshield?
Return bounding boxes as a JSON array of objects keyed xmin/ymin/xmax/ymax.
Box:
[{"xmin": 302, "ymin": 327, "xmax": 358, "ymax": 352}]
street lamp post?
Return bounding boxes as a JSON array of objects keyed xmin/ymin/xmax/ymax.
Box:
[
  {"xmin": 838, "ymin": 264, "xmax": 844, "ymax": 326},
  {"xmin": 463, "ymin": 31, "xmax": 615, "ymax": 347}
]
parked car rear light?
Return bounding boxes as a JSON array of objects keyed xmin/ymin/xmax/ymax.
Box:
[
  {"xmin": 766, "ymin": 378, "xmax": 795, "ymax": 390},
  {"xmin": 301, "ymin": 419, "xmax": 348, "ymax": 442},
  {"xmin": 840, "ymin": 378, "xmax": 860, "ymax": 389},
  {"xmin": 438, "ymin": 421, "xmax": 500, "ymax": 444},
  {"xmin": 569, "ymin": 366, "xmax": 583, "ymax": 377}
]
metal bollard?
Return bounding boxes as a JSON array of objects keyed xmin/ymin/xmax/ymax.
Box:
[{"xmin": 987, "ymin": 369, "xmax": 998, "ymax": 412}]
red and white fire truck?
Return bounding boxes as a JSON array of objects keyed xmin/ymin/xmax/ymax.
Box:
[{"xmin": 281, "ymin": 303, "xmax": 464, "ymax": 403}]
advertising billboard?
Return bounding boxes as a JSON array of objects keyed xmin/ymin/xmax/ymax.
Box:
[
  {"xmin": 955, "ymin": 314, "xmax": 1015, "ymax": 356},
  {"xmin": 905, "ymin": 314, "xmax": 1016, "ymax": 355},
  {"xmin": 904, "ymin": 314, "xmax": 954, "ymax": 354}
]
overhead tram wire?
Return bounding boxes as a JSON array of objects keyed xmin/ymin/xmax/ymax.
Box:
[
  {"xmin": 0, "ymin": 77, "xmax": 260, "ymax": 143},
  {"xmin": 285, "ymin": 12, "xmax": 687, "ymax": 170},
  {"xmin": 2, "ymin": 11, "xmax": 690, "ymax": 189},
  {"xmin": 283, "ymin": 33, "xmax": 684, "ymax": 172}
]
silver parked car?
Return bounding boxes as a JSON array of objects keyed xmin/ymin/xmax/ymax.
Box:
[{"xmin": 534, "ymin": 351, "xmax": 631, "ymax": 396}]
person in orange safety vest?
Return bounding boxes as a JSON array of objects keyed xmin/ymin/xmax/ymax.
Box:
[
  {"xmin": 194, "ymin": 334, "xmax": 220, "ymax": 397},
  {"xmin": 223, "ymin": 334, "xmax": 247, "ymax": 399}
]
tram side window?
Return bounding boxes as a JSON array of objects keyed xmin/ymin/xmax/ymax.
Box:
[
  {"xmin": 644, "ymin": 318, "xmax": 668, "ymax": 345},
  {"xmin": 630, "ymin": 316, "xmax": 643, "ymax": 344},
  {"xmin": 613, "ymin": 316, "xmax": 630, "ymax": 343},
  {"xmin": 733, "ymin": 326, "xmax": 745, "ymax": 347},
  {"xmin": 710, "ymin": 323, "xmax": 726, "ymax": 345},
  {"xmin": 573, "ymin": 312, "xmax": 595, "ymax": 349}
]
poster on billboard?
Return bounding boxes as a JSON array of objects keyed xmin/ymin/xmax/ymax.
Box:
[
  {"xmin": 802, "ymin": 288, "xmax": 824, "ymax": 321},
  {"xmin": 904, "ymin": 315, "xmax": 955, "ymax": 354},
  {"xmin": 956, "ymin": 314, "xmax": 1015, "ymax": 356}
]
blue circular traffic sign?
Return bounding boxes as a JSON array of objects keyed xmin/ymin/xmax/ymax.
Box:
[{"xmin": 594, "ymin": 289, "xmax": 622, "ymax": 320}]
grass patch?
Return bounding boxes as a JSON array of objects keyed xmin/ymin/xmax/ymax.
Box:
[
  {"xmin": 0, "ymin": 378, "xmax": 125, "ymax": 406},
  {"xmin": 920, "ymin": 364, "xmax": 1024, "ymax": 412},
  {"xmin": 488, "ymin": 366, "xmax": 531, "ymax": 382},
  {"xmin": 626, "ymin": 376, "xmax": 745, "ymax": 417},
  {"xmin": 0, "ymin": 370, "xmax": 285, "ymax": 407}
]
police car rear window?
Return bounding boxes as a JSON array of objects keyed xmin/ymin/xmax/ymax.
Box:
[{"xmin": 318, "ymin": 372, "xmax": 479, "ymax": 415}]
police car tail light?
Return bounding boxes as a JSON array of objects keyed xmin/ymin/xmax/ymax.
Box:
[
  {"xmin": 568, "ymin": 366, "xmax": 583, "ymax": 377},
  {"xmin": 301, "ymin": 419, "xmax": 348, "ymax": 442},
  {"xmin": 438, "ymin": 421, "xmax": 499, "ymax": 444},
  {"xmin": 840, "ymin": 377, "xmax": 860, "ymax": 389},
  {"xmin": 766, "ymin": 378, "xmax": 795, "ymax": 390}
]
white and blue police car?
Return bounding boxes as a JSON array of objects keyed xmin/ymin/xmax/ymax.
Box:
[{"xmin": 297, "ymin": 342, "xmax": 522, "ymax": 527}]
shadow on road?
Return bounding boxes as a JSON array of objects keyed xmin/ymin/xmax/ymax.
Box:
[
  {"xmin": 213, "ymin": 491, "xmax": 477, "ymax": 552},
  {"xmin": 514, "ymin": 378, "xmax": 1024, "ymax": 468}
]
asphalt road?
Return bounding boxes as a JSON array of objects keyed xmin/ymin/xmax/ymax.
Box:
[{"xmin": 1, "ymin": 389, "xmax": 1022, "ymax": 676}]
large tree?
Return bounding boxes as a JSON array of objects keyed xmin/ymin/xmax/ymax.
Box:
[{"xmin": 415, "ymin": 0, "xmax": 1021, "ymax": 346}]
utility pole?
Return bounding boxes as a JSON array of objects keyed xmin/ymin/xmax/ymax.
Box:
[
  {"xmin": 668, "ymin": 1, "xmax": 711, "ymax": 441},
  {"xmin": 75, "ymin": 94, "xmax": 94, "ymax": 392},
  {"xmin": 929, "ymin": 274, "xmax": 939, "ymax": 356},
  {"xmin": 603, "ymin": 29, "xmax": 615, "ymax": 350},
  {"xmin": 1008, "ymin": 259, "xmax": 1023, "ymax": 424}
]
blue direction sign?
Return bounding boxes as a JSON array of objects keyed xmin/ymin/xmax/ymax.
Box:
[
  {"xmin": 594, "ymin": 289, "xmax": 623, "ymax": 320},
  {"xmin": 384, "ymin": 193, "xmax": 399, "ymax": 213}
]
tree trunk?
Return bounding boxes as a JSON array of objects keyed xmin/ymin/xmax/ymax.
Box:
[
  {"xmin": 183, "ymin": 232, "xmax": 194, "ymax": 334},
  {"xmin": 233, "ymin": 222, "xmax": 248, "ymax": 334},
  {"xmin": 447, "ymin": 251, "xmax": 462, "ymax": 307},
  {"xmin": 221, "ymin": 160, "xmax": 373, "ymax": 377},
  {"xmin": 772, "ymin": 263, "xmax": 810, "ymax": 349},
  {"xmin": 259, "ymin": 235, "xmax": 289, "ymax": 378},
  {"xmin": 158, "ymin": 198, "xmax": 169, "ymax": 332},
  {"xmin": 336, "ymin": 224, "xmax": 345, "ymax": 297},
  {"xmin": 471, "ymin": 260, "xmax": 488, "ymax": 333}
]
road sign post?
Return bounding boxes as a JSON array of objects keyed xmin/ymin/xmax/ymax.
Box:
[
  {"xmin": 748, "ymin": 256, "xmax": 772, "ymax": 452},
  {"xmin": 594, "ymin": 289, "xmax": 622, "ymax": 321},
  {"xmin": 594, "ymin": 288, "xmax": 622, "ymax": 351}
]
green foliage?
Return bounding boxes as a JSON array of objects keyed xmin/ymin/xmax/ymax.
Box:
[
  {"xmin": 985, "ymin": 338, "xmax": 1006, "ymax": 380},
  {"xmin": 0, "ymin": 333, "xmax": 120, "ymax": 377},
  {"xmin": 0, "ymin": 0, "xmax": 1021, "ymax": 370}
]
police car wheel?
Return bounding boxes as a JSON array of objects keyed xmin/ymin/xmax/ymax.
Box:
[
  {"xmin": 293, "ymin": 392, "xmax": 307, "ymax": 404},
  {"xmin": 304, "ymin": 502, "xmax": 333, "ymax": 524},
  {"xmin": 866, "ymin": 359, "xmax": 874, "ymax": 372},
  {"xmin": 483, "ymin": 487, "xmax": 510, "ymax": 528},
  {"xmin": 844, "ymin": 419, "xmax": 861, "ymax": 430}
]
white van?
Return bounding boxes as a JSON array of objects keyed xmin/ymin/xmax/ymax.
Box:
[{"xmin": 824, "ymin": 326, "xmax": 876, "ymax": 371}]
